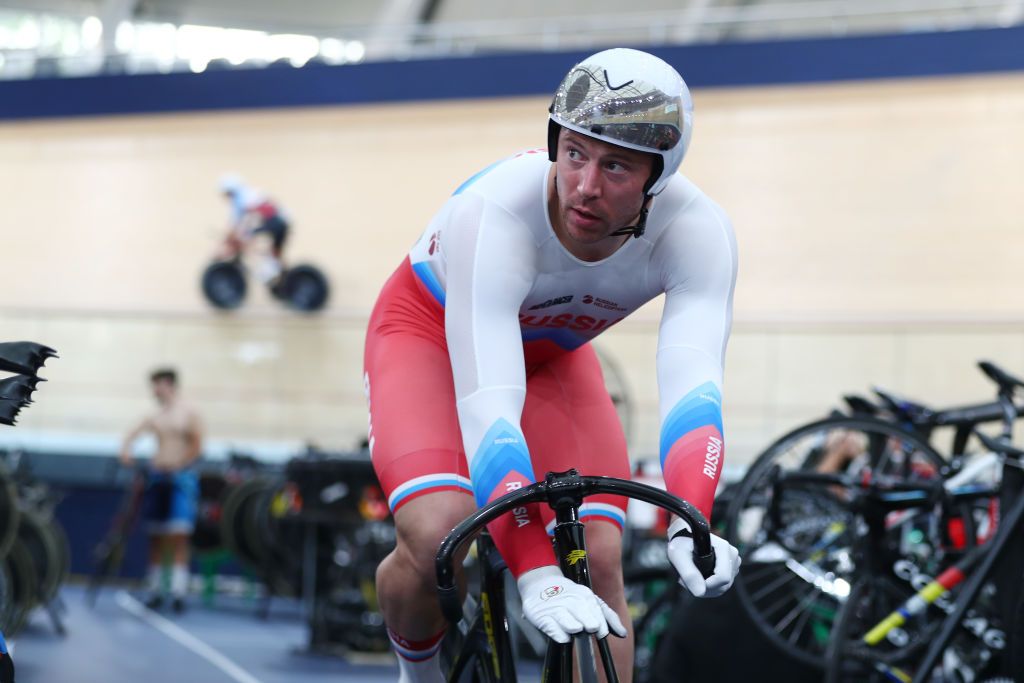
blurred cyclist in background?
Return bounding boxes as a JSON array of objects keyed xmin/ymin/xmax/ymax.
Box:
[
  {"xmin": 120, "ymin": 367, "xmax": 203, "ymax": 613},
  {"xmin": 217, "ymin": 174, "xmax": 291, "ymax": 288}
]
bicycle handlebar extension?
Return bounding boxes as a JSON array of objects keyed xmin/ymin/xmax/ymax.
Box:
[{"xmin": 435, "ymin": 470, "xmax": 715, "ymax": 624}]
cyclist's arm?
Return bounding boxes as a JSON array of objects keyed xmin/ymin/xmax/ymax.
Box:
[
  {"xmin": 442, "ymin": 192, "xmax": 554, "ymax": 576},
  {"xmin": 654, "ymin": 204, "xmax": 737, "ymax": 519},
  {"xmin": 119, "ymin": 416, "xmax": 153, "ymax": 467},
  {"xmin": 183, "ymin": 409, "xmax": 203, "ymax": 467}
]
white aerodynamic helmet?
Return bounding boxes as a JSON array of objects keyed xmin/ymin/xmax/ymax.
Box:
[
  {"xmin": 548, "ymin": 48, "xmax": 694, "ymax": 196},
  {"xmin": 218, "ymin": 173, "xmax": 244, "ymax": 195}
]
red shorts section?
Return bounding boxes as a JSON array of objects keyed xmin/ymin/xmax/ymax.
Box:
[{"xmin": 364, "ymin": 260, "xmax": 631, "ymax": 571}]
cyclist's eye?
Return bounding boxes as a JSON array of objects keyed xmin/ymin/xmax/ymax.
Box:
[{"xmin": 565, "ymin": 148, "xmax": 583, "ymax": 161}]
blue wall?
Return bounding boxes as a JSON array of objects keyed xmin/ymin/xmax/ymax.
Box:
[{"xmin": 3, "ymin": 25, "xmax": 1024, "ymax": 120}]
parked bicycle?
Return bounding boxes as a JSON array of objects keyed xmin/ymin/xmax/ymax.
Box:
[
  {"xmin": 824, "ymin": 362, "xmax": 1024, "ymax": 682},
  {"xmin": 723, "ymin": 360, "xmax": 1021, "ymax": 671}
]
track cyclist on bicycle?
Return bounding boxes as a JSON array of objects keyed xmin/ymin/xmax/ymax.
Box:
[{"xmin": 364, "ymin": 48, "xmax": 741, "ymax": 682}]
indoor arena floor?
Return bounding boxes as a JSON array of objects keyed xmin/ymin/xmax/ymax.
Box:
[
  {"xmin": 11, "ymin": 585, "xmax": 397, "ymax": 683},
  {"xmin": 11, "ymin": 584, "xmax": 545, "ymax": 683}
]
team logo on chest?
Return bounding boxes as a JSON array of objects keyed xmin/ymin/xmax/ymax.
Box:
[{"xmin": 528, "ymin": 295, "xmax": 573, "ymax": 310}]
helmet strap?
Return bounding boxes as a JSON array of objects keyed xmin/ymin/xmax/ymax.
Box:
[{"xmin": 607, "ymin": 197, "xmax": 652, "ymax": 239}]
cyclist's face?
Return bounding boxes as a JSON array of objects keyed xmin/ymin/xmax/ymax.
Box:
[
  {"xmin": 552, "ymin": 130, "xmax": 653, "ymax": 254},
  {"xmin": 151, "ymin": 378, "xmax": 176, "ymax": 404}
]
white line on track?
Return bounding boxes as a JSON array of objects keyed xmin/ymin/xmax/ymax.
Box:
[{"xmin": 115, "ymin": 591, "xmax": 265, "ymax": 683}]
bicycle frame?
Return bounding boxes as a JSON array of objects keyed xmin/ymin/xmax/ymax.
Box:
[
  {"xmin": 436, "ymin": 470, "xmax": 715, "ymax": 683},
  {"xmin": 827, "ymin": 378, "xmax": 1024, "ymax": 682}
]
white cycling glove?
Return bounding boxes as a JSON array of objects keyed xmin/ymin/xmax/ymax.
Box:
[
  {"xmin": 666, "ymin": 517, "xmax": 741, "ymax": 598},
  {"xmin": 516, "ymin": 566, "xmax": 628, "ymax": 644}
]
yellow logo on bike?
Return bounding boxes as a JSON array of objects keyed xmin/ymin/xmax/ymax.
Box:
[{"xmin": 566, "ymin": 550, "xmax": 587, "ymax": 566}]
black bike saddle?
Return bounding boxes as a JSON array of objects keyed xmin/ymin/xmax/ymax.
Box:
[
  {"xmin": 978, "ymin": 360, "xmax": 1024, "ymax": 394},
  {"xmin": 0, "ymin": 375, "xmax": 43, "ymax": 404},
  {"xmin": 0, "ymin": 398, "xmax": 24, "ymax": 426},
  {"xmin": 872, "ymin": 387, "xmax": 933, "ymax": 424},
  {"xmin": 0, "ymin": 341, "xmax": 57, "ymax": 377}
]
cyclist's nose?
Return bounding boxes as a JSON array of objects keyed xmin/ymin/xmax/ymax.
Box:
[{"xmin": 576, "ymin": 162, "xmax": 602, "ymax": 200}]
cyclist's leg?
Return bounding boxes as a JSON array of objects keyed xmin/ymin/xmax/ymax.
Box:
[
  {"xmin": 365, "ymin": 280, "xmax": 475, "ymax": 680},
  {"xmin": 251, "ymin": 217, "xmax": 285, "ymax": 283},
  {"xmin": 142, "ymin": 476, "xmax": 172, "ymax": 606},
  {"xmin": 523, "ymin": 343, "xmax": 634, "ymax": 679},
  {"xmin": 166, "ymin": 470, "xmax": 198, "ymax": 609}
]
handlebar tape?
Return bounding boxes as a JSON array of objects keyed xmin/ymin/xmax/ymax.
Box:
[
  {"xmin": 672, "ymin": 527, "xmax": 717, "ymax": 579},
  {"xmin": 438, "ymin": 584, "xmax": 463, "ymax": 624}
]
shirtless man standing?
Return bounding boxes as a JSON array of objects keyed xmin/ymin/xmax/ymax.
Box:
[{"xmin": 120, "ymin": 368, "xmax": 203, "ymax": 612}]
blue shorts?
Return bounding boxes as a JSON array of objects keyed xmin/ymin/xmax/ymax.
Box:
[{"xmin": 144, "ymin": 469, "xmax": 198, "ymax": 534}]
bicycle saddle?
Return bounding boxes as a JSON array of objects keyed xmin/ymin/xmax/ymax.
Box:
[
  {"xmin": 843, "ymin": 394, "xmax": 880, "ymax": 416},
  {"xmin": 0, "ymin": 375, "xmax": 43, "ymax": 404},
  {"xmin": 978, "ymin": 360, "xmax": 1024, "ymax": 394},
  {"xmin": 974, "ymin": 429, "xmax": 1024, "ymax": 460},
  {"xmin": 872, "ymin": 387, "xmax": 934, "ymax": 424},
  {"xmin": 0, "ymin": 398, "xmax": 23, "ymax": 426},
  {"xmin": 0, "ymin": 341, "xmax": 57, "ymax": 377}
]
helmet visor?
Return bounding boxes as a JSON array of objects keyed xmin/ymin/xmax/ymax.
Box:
[{"xmin": 551, "ymin": 65, "xmax": 683, "ymax": 152}]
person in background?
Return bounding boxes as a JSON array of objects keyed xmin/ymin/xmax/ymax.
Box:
[
  {"xmin": 120, "ymin": 367, "xmax": 203, "ymax": 613},
  {"xmin": 217, "ymin": 174, "xmax": 291, "ymax": 288}
]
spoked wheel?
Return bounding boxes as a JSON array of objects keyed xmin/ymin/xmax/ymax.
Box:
[
  {"xmin": 825, "ymin": 576, "xmax": 924, "ymax": 683},
  {"xmin": 724, "ymin": 416, "xmax": 947, "ymax": 669},
  {"xmin": 825, "ymin": 571, "xmax": 1004, "ymax": 683},
  {"xmin": 278, "ymin": 264, "xmax": 329, "ymax": 312},
  {"xmin": 201, "ymin": 260, "xmax": 247, "ymax": 309},
  {"xmin": 624, "ymin": 565, "xmax": 678, "ymax": 682}
]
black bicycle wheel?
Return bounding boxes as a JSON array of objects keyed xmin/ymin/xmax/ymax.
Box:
[
  {"xmin": 824, "ymin": 569, "xmax": 1004, "ymax": 683},
  {"xmin": 219, "ymin": 478, "xmax": 266, "ymax": 570},
  {"xmin": 1011, "ymin": 582, "xmax": 1024, "ymax": 681},
  {"xmin": 724, "ymin": 416, "xmax": 947, "ymax": 669},
  {"xmin": 201, "ymin": 260, "xmax": 247, "ymax": 310},
  {"xmin": 18, "ymin": 508, "xmax": 64, "ymax": 605},
  {"xmin": 280, "ymin": 264, "xmax": 329, "ymax": 312},
  {"xmin": 624, "ymin": 565, "xmax": 677, "ymax": 683},
  {"xmin": 0, "ymin": 467, "xmax": 20, "ymax": 560},
  {"xmin": 3, "ymin": 540, "xmax": 38, "ymax": 635},
  {"xmin": 0, "ymin": 558, "xmax": 13, "ymax": 633}
]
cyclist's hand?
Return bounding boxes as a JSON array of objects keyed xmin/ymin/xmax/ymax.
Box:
[
  {"xmin": 667, "ymin": 517, "xmax": 740, "ymax": 598},
  {"xmin": 516, "ymin": 566, "xmax": 627, "ymax": 644}
]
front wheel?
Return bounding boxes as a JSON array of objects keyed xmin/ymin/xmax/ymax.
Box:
[
  {"xmin": 278, "ymin": 264, "xmax": 329, "ymax": 312},
  {"xmin": 201, "ymin": 260, "xmax": 247, "ymax": 309}
]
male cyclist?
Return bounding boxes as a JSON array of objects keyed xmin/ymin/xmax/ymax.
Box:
[
  {"xmin": 364, "ymin": 48, "xmax": 741, "ymax": 682},
  {"xmin": 120, "ymin": 367, "xmax": 203, "ymax": 613},
  {"xmin": 217, "ymin": 174, "xmax": 290, "ymax": 287}
]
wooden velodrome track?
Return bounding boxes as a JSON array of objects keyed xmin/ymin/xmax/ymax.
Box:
[{"xmin": 1, "ymin": 72, "xmax": 1022, "ymax": 463}]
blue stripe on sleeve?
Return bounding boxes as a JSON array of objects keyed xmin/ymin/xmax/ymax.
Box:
[
  {"xmin": 469, "ymin": 418, "xmax": 535, "ymax": 507},
  {"xmin": 411, "ymin": 261, "xmax": 447, "ymax": 307},
  {"xmin": 659, "ymin": 383, "xmax": 723, "ymax": 464},
  {"xmin": 452, "ymin": 159, "xmax": 506, "ymax": 195}
]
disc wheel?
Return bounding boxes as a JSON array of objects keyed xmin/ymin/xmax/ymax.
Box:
[{"xmin": 201, "ymin": 260, "xmax": 247, "ymax": 310}]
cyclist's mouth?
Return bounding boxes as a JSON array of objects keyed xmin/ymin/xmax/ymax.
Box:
[{"xmin": 570, "ymin": 207, "xmax": 602, "ymax": 228}]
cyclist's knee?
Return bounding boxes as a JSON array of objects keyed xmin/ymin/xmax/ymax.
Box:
[
  {"xmin": 582, "ymin": 520, "xmax": 625, "ymax": 595},
  {"xmin": 392, "ymin": 492, "xmax": 476, "ymax": 580}
]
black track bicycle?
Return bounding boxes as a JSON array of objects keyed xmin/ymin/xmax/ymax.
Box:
[
  {"xmin": 824, "ymin": 363, "xmax": 1024, "ymax": 682},
  {"xmin": 723, "ymin": 360, "xmax": 1022, "ymax": 670},
  {"xmin": 435, "ymin": 469, "xmax": 717, "ymax": 682}
]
